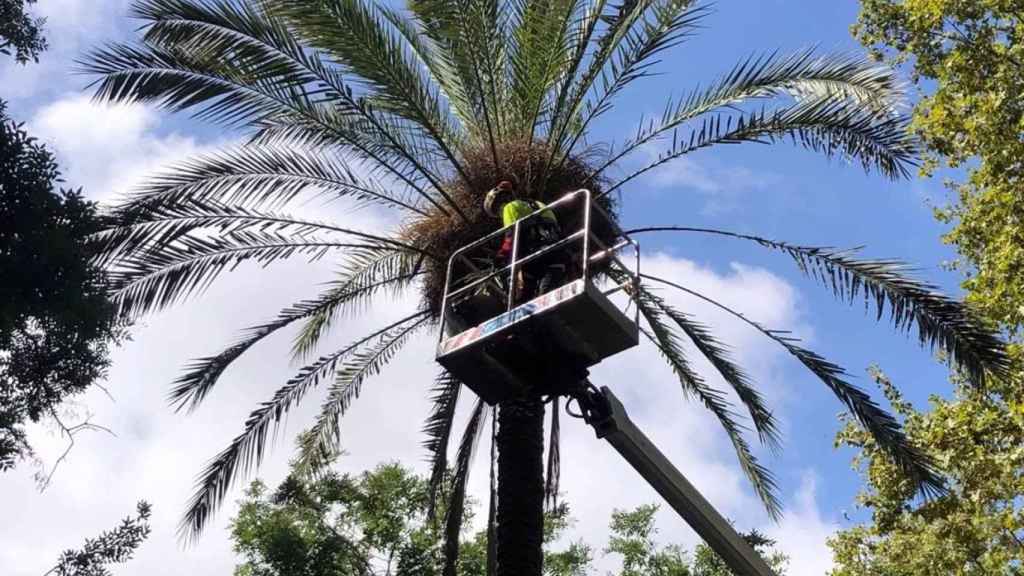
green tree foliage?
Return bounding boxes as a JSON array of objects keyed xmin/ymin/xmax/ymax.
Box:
[
  {"xmin": 829, "ymin": 367, "xmax": 1024, "ymax": 575},
  {"xmin": 232, "ymin": 463, "xmax": 436, "ymax": 576},
  {"xmin": 604, "ymin": 505, "xmax": 787, "ymax": 576},
  {"xmin": 605, "ymin": 505, "xmax": 690, "ymax": 576},
  {"xmin": 854, "ymin": 1, "xmax": 1024, "ymax": 336},
  {"xmin": 456, "ymin": 501, "xmax": 591, "ymax": 576},
  {"xmin": 231, "ymin": 458, "xmax": 592, "ymax": 576},
  {"xmin": 837, "ymin": 7, "xmax": 1024, "ymax": 571},
  {"xmin": 691, "ymin": 531, "xmax": 786, "ymax": 576},
  {"xmin": 0, "ymin": 100, "xmax": 123, "ymax": 473},
  {"xmin": 0, "ymin": 0, "xmax": 47, "ymax": 63},
  {"xmin": 231, "ymin": 456, "xmax": 785, "ymax": 576},
  {"xmin": 46, "ymin": 501, "xmax": 152, "ymax": 576}
]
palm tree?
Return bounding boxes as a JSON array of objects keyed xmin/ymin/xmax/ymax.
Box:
[{"xmin": 85, "ymin": 0, "xmax": 1009, "ymax": 574}]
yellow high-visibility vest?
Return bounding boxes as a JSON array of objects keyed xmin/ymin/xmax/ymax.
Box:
[{"xmin": 502, "ymin": 199, "xmax": 557, "ymax": 228}]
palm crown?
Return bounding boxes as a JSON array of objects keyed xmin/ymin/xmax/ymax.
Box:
[{"xmin": 86, "ymin": 0, "xmax": 1008, "ymax": 566}]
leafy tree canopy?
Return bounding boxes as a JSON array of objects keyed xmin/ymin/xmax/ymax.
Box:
[
  {"xmin": 232, "ymin": 461, "xmax": 443, "ymax": 576},
  {"xmin": 604, "ymin": 505, "xmax": 787, "ymax": 576},
  {"xmin": 840, "ymin": 7, "xmax": 1024, "ymax": 571},
  {"xmin": 230, "ymin": 456, "xmax": 786, "ymax": 575},
  {"xmin": 46, "ymin": 501, "xmax": 152, "ymax": 576},
  {"xmin": 0, "ymin": 0, "xmax": 47, "ymax": 63},
  {"xmin": 854, "ymin": 1, "xmax": 1024, "ymax": 336},
  {"xmin": 0, "ymin": 99, "xmax": 123, "ymax": 472},
  {"xmin": 830, "ymin": 367, "xmax": 1024, "ymax": 575}
]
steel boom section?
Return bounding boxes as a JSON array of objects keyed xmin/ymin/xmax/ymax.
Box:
[{"xmin": 590, "ymin": 387, "xmax": 779, "ymax": 576}]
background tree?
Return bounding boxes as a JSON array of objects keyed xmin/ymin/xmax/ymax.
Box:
[
  {"xmin": 232, "ymin": 464, "xmax": 435, "ymax": 576},
  {"xmin": 85, "ymin": 1, "xmax": 1010, "ymax": 573},
  {"xmin": 604, "ymin": 505, "xmax": 787, "ymax": 576},
  {"xmin": 231, "ymin": 456, "xmax": 784, "ymax": 575},
  {"xmin": 605, "ymin": 505, "xmax": 689, "ymax": 576},
  {"xmin": 458, "ymin": 501, "xmax": 592, "ymax": 576},
  {"xmin": 829, "ymin": 367, "xmax": 1024, "ymax": 575},
  {"xmin": 853, "ymin": 1, "xmax": 1024, "ymax": 336},
  {"xmin": 691, "ymin": 531, "xmax": 786, "ymax": 576},
  {"xmin": 45, "ymin": 501, "xmax": 152, "ymax": 576},
  {"xmin": 230, "ymin": 454, "xmax": 587, "ymax": 576},
  {"xmin": 0, "ymin": 0, "xmax": 47, "ymax": 63},
  {"xmin": 836, "ymin": 7, "xmax": 1024, "ymax": 571},
  {"xmin": 0, "ymin": 99, "xmax": 124, "ymax": 475}
]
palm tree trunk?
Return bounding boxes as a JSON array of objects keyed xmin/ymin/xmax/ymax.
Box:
[{"xmin": 495, "ymin": 396, "xmax": 546, "ymax": 576}]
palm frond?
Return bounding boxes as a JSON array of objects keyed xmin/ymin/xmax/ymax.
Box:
[
  {"xmin": 441, "ymin": 398, "xmax": 489, "ymax": 576},
  {"xmin": 591, "ymin": 48, "xmax": 907, "ymax": 179},
  {"xmin": 637, "ymin": 282, "xmax": 781, "ymax": 451},
  {"xmin": 408, "ymin": 0, "xmax": 508, "ymax": 150},
  {"xmin": 377, "ymin": 5, "xmax": 477, "ymax": 132},
  {"xmin": 99, "ymin": 200, "xmax": 432, "ymax": 265},
  {"xmin": 507, "ymin": 0, "xmax": 579, "ymax": 139},
  {"xmin": 109, "ymin": 231, "xmax": 378, "ymax": 318},
  {"xmin": 237, "ymin": 114, "xmax": 441, "ymax": 201},
  {"xmin": 683, "ymin": 49, "xmax": 906, "ymax": 114},
  {"xmin": 628, "ymin": 227, "xmax": 1010, "ymax": 386},
  {"xmin": 119, "ymin": 144, "xmax": 427, "ymax": 216},
  {"xmin": 633, "ymin": 285, "xmax": 782, "ymax": 518},
  {"xmin": 293, "ymin": 314, "xmax": 429, "ymax": 476},
  {"xmin": 543, "ymin": 0, "xmax": 610, "ymax": 139},
  {"xmin": 168, "ymin": 253, "xmax": 416, "ymax": 412},
  {"xmin": 85, "ymin": 0, "xmax": 453, "ymax": 214},
  {"xmin": 597, "ymin": 92, "xmax": 919, "ymax": 196},
  {"xmin": 554, "ymin": 0, "xmax": 706, "ymax": 160},
  {"xmin": 548, "ymin": 0, "xmax": 658, "ymax": 154},
  {"xmin": 424, "ymin": 370, "xmax": 462, "ymax": 519},
  {"xmin": 267, "ymin": 0, "xmax": 471, "ymax": 191},
  {"xmin": 137, "ymin": 0, "xmax": 453, "ymax": 170},
  {"xmin": 89, "ymin": 2, "xmax": 335, "ymax": 121},
  {"xmin": 641, "ymin": 274, "xmax": 946, "ymax": 499},
  {"xmin": 178, "ymin": 310, "xmax": 428, "ymax": 541},
  {"xmin": 291, "ymin": 247, "xmax": 422, "ymax": 360}
]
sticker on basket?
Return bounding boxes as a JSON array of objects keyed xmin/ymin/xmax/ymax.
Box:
[{"xmin": 438, "ymin": 280, "xmax": 583, "ymax": 355}]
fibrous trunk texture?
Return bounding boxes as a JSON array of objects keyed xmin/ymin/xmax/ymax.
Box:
[{"xmin": 495, "ymin": 396, "xmax": 546, "ymax": 576}]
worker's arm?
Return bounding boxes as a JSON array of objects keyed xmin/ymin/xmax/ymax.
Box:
[
  {"xmin": 497, "ymin": 233, "xmax": 513, "ymax": 260},
  {"xmin": 497, "ymin": 202, "xmax": 523, "ymax": 260}
]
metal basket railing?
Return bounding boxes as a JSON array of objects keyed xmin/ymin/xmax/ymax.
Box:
[{"xmin": 438, "ymin": 189, "xmax": 640, "ymax": 344}]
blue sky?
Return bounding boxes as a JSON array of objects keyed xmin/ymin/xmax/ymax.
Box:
[{"xmin": 0, "ymin": 1, "xmax": 966, "ymax": 575}]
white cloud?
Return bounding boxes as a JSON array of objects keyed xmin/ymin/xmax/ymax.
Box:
[
  {"xmin": 763, "ymin": 472, "xmax": 839, "ymax": 576},
  {"xmin": 650, "ymin": 156, "xmax": 724, "ymax": 194},
  {"xmin": 0, "ymin": 0, "xmax": 133, "ymax": 102},
  {"xmin": 28, "ymin": 94, "xmax": 217, "ymax": 202},
  {"xmin": 32, "ymin": 0, "xmax": 129, "ymax": 33},
  {"xmin": 643, "ymin": 154, "xmax": 784, "ymax": 215}
]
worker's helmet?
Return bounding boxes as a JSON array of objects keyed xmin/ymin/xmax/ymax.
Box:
[{"xmin": 484, "ymin": 180, "xmax": 515, "ymax": 218}]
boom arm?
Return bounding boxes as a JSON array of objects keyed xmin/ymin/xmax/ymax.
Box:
[{"xmin": 581, "ymin": 386, "xmax": 779, "ymax": 576}]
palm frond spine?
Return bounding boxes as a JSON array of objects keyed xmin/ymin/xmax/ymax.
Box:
[
  {"xmin": 178, "ymin": 309, "xmax": 429, "ymax": 541},
  {"xmin": 633, "ymin": 285, "xmax": 782, "ymax": 517},
  {"xmin": 293, "ymin": 313, "xmax": 430, "ymax": 475},
  {"xmin": 641, "ymin": 274, "xmax": 945, "ymax": 498},
  {"xmin": 627, "ymin": 226, "xmax": 1010, "ymax": 384},
  {"xmin": 168, "ymin": 254, "xmax": 419, "ymax": 412}
]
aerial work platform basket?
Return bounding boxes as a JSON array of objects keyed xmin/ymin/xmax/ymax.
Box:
[{"xmin": 435, "ymin": 189, "xmax": 640, "ymax": 405}]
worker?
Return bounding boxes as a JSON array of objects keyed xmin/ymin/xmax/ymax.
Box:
[{"xmin": 484, "ymin": 180, "xmax": 567, "ymax": 302}]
